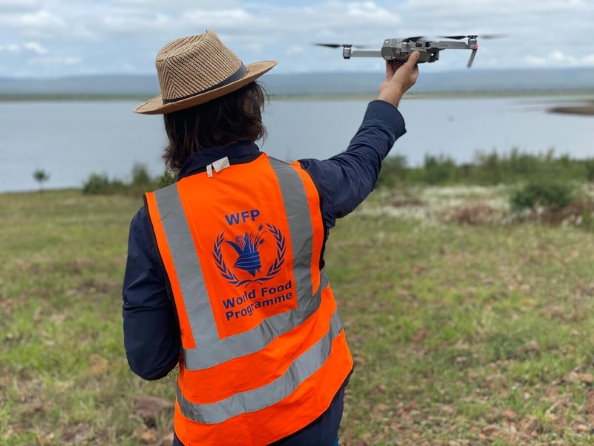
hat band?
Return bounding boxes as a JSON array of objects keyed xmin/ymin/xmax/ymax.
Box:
[{"xmin": 163, "ymin": 63, "xmax": 247, "ymax": 104}]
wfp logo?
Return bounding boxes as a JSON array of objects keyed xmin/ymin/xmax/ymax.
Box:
[{"xmin": 213, "ymin": 224, "xmax": 286, "ymax": 287}]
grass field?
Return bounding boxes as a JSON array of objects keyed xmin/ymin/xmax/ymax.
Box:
[{"xmin": 1, "ymin": 188, "xmax": 593, "ymax": 445}]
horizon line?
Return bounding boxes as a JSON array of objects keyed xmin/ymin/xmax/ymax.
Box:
[{"xmin": 2, "ymin": 65, "xmax": 594, "ymax": 81}]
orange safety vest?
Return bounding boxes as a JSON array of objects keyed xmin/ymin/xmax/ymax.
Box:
[{"xmin": 145, "ymin": 153, "xmax": 353, "ymax": 446}]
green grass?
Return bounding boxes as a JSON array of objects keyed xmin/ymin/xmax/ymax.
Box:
[
  {"xmin": 1, "ymin": 189, "xmax": 593, "ymax": 445},
  {"xmin": 0, "ymin": 190, "xmax": 176, "ymax": 445}
]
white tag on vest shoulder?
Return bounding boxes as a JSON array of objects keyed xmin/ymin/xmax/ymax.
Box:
[{"xmin": 206, "ymin": 156, "xmax": 231, "ymax": 178}]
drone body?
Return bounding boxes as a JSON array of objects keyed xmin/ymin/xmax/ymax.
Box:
[{"xmin": 318, "ymin": 35, "xmax": 498, "ymax": 68}]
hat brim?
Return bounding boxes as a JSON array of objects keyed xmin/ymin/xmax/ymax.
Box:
[{"xmin": 134, "ymin": 60, "xmax": 277, "ymax": 115}]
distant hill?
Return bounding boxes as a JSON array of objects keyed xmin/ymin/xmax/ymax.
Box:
[
  {"xmin": 263, "ymin": 68, "xmax": 594, "ymax": 96},
  {"xmin": 0, "ymin": 75, "xmax": 159, "ymax": 97},
  {"xmin": 1, "ymin": 67, "xmax": 594, "ymax": 98}
]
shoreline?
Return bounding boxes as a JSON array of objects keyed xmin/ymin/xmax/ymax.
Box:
[
  {"xmin": 1, "ymin": 90, "xmax": 594, "ymax": 104},
  {"xmin": 547, "ymin": 103, "xmax": 594, "ymax": 116}
]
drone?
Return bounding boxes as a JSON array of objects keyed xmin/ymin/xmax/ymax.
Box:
[{"xmin": 315, "ymin": 34, "xmax": 503, "ymax": 68}]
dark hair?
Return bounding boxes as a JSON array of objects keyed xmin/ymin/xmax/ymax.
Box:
[{"xmin": 162, "ymin": 82, "xmax": 267, "ymax": 170}]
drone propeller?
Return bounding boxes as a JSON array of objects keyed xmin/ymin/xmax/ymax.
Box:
[
  {"xmin": 314, "ymin": 43, "xmax": 373, "ymax": 49},
  {"xmin": 440, "ymin": 35, "xmax": 469, "ymax": 40},
  {"xmin": 440, "ymin": 34, "xmax": 507, "ymax": 40},
  {"xmin": 315, "ymin": 43, "xmax": 344, "ymax": 48}
]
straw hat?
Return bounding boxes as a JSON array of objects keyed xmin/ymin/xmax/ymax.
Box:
[{"xmin": 135, "ymin": 30, "xmax": 277, "ymax": 115}]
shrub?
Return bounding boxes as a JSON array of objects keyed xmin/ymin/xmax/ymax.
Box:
[
  {"xmin": 82, "ymin": 173, "xmax": 127, "ymax": 195},
  {"xmin": 508, "ymin": 148, "xmax": 538, "ymax": 175},
  {"xmin": 33, "ymin": 169, "xmax": 50, "ymax": 191},
  {"xmin": 584, "ymin": 160, "xmax": 594, "ymax": 183},
  {"xmin": 82, "ymin": 166, "xmax": 176, "ymax": 195},
  {"xmin": 131, "ymin": 164, "xmax": 152, "ymax": 187},
  {"xmin": 158, "ymin": 169, "xmax": 177, "ymax": 188},
  {"xmin": 510, "ymin": 180, "xmax": 574, "ymax": 212},
  {"xmin": 580, "ymin": 203, "xmax": 594, "ymax": 231},
  {"xmin": 474, "ymin": 151, "xmax": 502, "ymax": 185},
  {"xmin": 423, "ymin": 154, "xmax": 456, "ymax": 185},
  {"xmin": 83, "ymin": 173, "xmax": 112, "ymax": 194},
  {"xmin": 439, "ymin": 202, "xmax": 503, "ymax": 225},
  {"xmin": 376, "ymin": 150, "xmax": 594, "ymax": 189},
  {"xmin": 377, "ymin": 155, "xmax": 407, "ymax": 188},
  {"xmin": 545, "ymin": 200, "xmax": 594, "ymax": 226}
]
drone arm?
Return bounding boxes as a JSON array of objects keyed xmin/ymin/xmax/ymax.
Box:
[
  {"xmin": 348, "ymin": 50, "xmax": 382, "ymax": 59},
  {"xmin": 432, "ymin": 40, "xmax": 471, "ymax": 49}
]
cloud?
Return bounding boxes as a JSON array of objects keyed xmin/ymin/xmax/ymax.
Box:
[
  {"xmin": 98, "ymin": 2, "xmax": 401, "ymax": 38},
  {"xmin": 525, "ymin": 50, "xmax": 594, "ymax": 67},
  {"xmin": 28, "ymin": 55, "xmax": 81, "ymax": 66},
  {"xmin": 254, "ymin": 1, "xmax": 402, "ymax": 32},
  {"xmin": 182, "ymin": 8, "xmax": 254, "ymax": 28},
  {"xmin": 0, "ymin": 0, "xmax": 593, "ymax": 76},
  {"xmin": 20, "ymin": 9, "xmax": 65, "ymax": 29},
  {"xmin": 23, "ymin": 41, "xmax": 48, "ymax": 55},
  {"xmin": 112, "ymin": 0, "xmax": 238, "ymax": 7},
  {"xmin": 0, "ymin": 0, "xmax": 40, "ymax": 11},
  {"xmin": 0, "ymin": 43, "xmax": 20, "ymax": 53},
  {"xmin": 394, "ymin": 0, "xmax": 594, "ymax": 70},
  {"xmin": 0, "ymin": 41, "xmax": 48, "ymax": 55},
  {"xmin": 286, "ymin": 45, "xmax": 304, "ymax": 56},
  {"xmin": 402, "ymin": 0, "xmax": 590, "ymax": 13},
  {"xmin": 525, "ymin": 55, "xmax": 546, "ymax": 66},
  {"xmin": 102, "ymin": 12, "xmax": 174, "ymax": 33},
  {"xmin": 583, "ymin": 54, "xmax": 594, "ymax": 65},
  {"xmin": 0, "ymin": 9, "xmax": 66, "ymax": 39}
]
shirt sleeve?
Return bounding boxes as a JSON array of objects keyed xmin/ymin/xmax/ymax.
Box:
[
  {"xmin": 299, "ymin": 99, "xmax": 406, "ymax": 229},
  {"xmin": 122, "ymin": 206, "xmax": 180, "ymax": 380}
]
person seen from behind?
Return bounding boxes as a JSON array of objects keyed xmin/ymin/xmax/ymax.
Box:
[{"xmin": 122, "ymin": 30, "xmax": 420, "ymax": 446}]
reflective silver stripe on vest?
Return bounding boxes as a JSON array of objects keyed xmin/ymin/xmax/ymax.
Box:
[
  {"xmin": 153, "ymin": 183, "xmax": 214, "ymax": 346},
  {"xmin": 177, "ymin": 310, "xmax": 343, "ymax": 424},
  {"xmin": 153, "ymin": 157, "xmax": 320, "ymax": 370}
]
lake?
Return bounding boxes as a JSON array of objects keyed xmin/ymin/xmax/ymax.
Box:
[{"xmin": 1, "ymin": 96, "xmax": 592, "ymax": 192}]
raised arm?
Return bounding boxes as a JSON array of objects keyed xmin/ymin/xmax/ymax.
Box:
[{"xmin": 299, "ymin": 52, "xmax": 420, "ymax": 228}]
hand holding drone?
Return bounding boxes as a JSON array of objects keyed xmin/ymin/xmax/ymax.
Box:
[
  {"xmin": 378, "ymin": 50, "xmax": 420, "ymax": 106},
  {"xmin": 316, "ymin": 34, "xmax": 504, "ymax": 68}
]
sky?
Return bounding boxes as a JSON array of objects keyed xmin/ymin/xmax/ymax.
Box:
[{"xmin": 1, "ymin": 0, "xmax": 593, "ymax": 78}]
